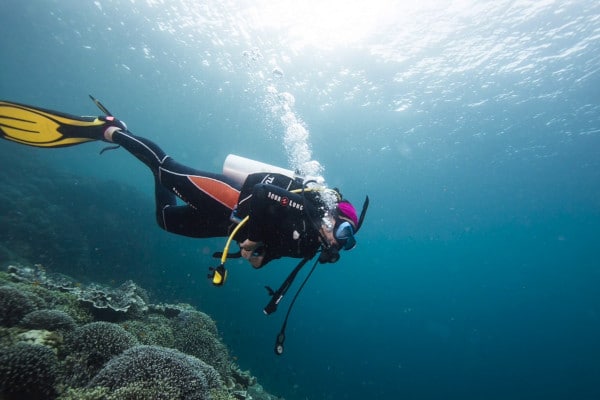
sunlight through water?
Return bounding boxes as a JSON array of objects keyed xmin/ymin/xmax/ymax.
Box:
[{"xmin": 139, "ymin": 0, "xmax": 599, "ymax": 169}]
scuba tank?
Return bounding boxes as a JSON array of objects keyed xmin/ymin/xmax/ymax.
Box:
[{"xmin": 222, "ymin": 154, "xmax": 300, "ymax": 186}]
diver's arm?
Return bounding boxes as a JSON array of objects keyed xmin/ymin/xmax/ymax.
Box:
[{"xmin": 240, "ymin": 239, "xmax": 265, "ymax": 268}]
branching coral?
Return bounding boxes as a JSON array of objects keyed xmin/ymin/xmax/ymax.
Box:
[
  {"xmin": 0, "ymin": 285, "xmax": 43, "ymax": 326},
  {"xmin": 120, "ymin": 314, "xmax": 175, "ymax": 347},
  {"xmin": 88, "ymin": 345, "xmax": 222, "ymax": 400},
  {"xmin": 20, "ymin": 309, "xmax": 77, "ymax": 332},
  {"xmin": 0, "ymin": 342, "xmax": 59, "ymax": 400},
  {"xmin": 64, "ymin": 321, "xmax": 138, "ymax": 386},
  {"xmin": 1, "ymin": 265, "xmax": 277, "ymax": 399},
  {"xmin": 172, "ymin": 310, "xmax": 230, "ymax": 376}
]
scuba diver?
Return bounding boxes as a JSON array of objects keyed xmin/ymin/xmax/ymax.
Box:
[
  {"xmin": 0, "ymin": 98, "xmax": 369, "ymax": 354},
  {"xmin": 0, "ymin": 98, "xmax": 368, "ymax": 279}
]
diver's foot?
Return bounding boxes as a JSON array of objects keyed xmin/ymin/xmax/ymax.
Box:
[
  {"xmin": 100, "ymin": 116, "xmax": 128, "ymax": 142},
  {"xmin": 103, "ymin": 126, "xmax": 122, "ymax": 142}
]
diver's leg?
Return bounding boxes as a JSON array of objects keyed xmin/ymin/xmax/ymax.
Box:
[
  {"xmin": 106, "ymin": 128, "xmax": 240, "ymax": 237},
  {"xmin": 157, "ymin": 204, "xmax": 235, "ymax": 238},
  {"xmin": 104, "ymin": 127, "xmax": 168, "ymax": 171}
]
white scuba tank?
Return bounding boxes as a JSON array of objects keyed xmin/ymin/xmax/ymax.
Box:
[{"xmin": 222, "ymin": 154, "xmax": 298, "ymax": 186}]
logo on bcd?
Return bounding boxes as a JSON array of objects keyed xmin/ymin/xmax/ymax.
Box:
[{"xmin": 267, "ymin": 191, "xmax": 303, "ymax": 210}]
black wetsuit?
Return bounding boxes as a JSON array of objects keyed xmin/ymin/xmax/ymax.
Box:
[
  {"xmin": 235, "ymin": 173, "xmax": 324, "ymax": 265},
  {"xmin": 112, "ymin": 130, "xmax": 324, "ymax": 266}
]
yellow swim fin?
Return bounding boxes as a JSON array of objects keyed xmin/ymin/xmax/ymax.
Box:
[{"xmin": 0, "ymin": 101, "xmax": 108, "ymax": 148}]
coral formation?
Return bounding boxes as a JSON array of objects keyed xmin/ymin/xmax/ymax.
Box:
[
  {"xmin": 120, "ymin": 314, "xmax": 175, "ymax": 347},
  {"xmin": 20, "ymin": 309, "xmax": 77, "ymax": 332},
  {"xmin": 56, "ymin": 386, "xmax": 109, "ymax": 400},
  {"xmin": 176, "ymin": 309, "xmax": 219, "ymax": 335},
  {"xmin": 172, "ymin": 309, "xmax": 231, "ymax": 376},
  {"xmin": 8, "ymin": 265, "xmax": 149, "ymax": 321},
  {"xmin": 0, "ymin": 342, "xmax": 59, "ymax": 400},
  {"xmin": 89, "ymin": 345, "xmax": 222, "ymax": 400},
  {"xmin": 210, "ymin": 388, "xmax": 239, "ymax": 400},
  {"xmin": 0, "ymin": 265, "xmax": 282, "ymax": 400},
  {"xmin": 230, "ymin": 366, "xmax": 258, "ymax": 388},
  {"xmin": 0, "ymin": 285, "xmax": 43, "ymax": 326},
  {"xmin": 0, "ymin": 149, "xmax": 285, "ymax": 399},
  {"xmin": 13, "ymin": 277, "xmax": 94, "ymax": 324},
  {"xmin": 17, "ymin": 329, "xmax": 63, "ymax": 351},
  {"xmin": 64, "ymin": 321, "xmax": 138, "ymax": 385},
  {"xmin": 148, "ymin": 301, "xmax": 198, "ymax": 318},
  {"xmin": 78, "ymin": 280, "xmax": 149, "ymax": 320}
]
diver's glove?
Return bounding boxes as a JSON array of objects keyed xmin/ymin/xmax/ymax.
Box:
[{"xmin": 208, "ymin": 264, "xmax": 228, "ymax": 286}]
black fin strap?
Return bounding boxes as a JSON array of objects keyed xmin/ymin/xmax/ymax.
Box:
[
  {"xmin": 99, "ymin": 145, "xmax": 121, "ymax": 155},
  {"xmin": 89, "ymin": 94, "xmax": 113, "ymax": 116}
]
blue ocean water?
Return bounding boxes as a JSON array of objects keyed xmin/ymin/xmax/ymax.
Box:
[{"xmin": 1, "ymin": 0, "xmax": 599, "ymax": 399}]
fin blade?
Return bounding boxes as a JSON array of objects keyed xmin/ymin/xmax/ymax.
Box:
[{"xmin": 0, "ymin": 101, "xmax": 105, "ymax": 147}]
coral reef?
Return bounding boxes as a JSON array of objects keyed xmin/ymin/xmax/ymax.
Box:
[
  {"xmin": 0, "ymin": 151, "xmax": 284, "ymax": 399},
  {"xmin": 0, "ymin": 342, "xmax": 59, "ymax": 400},
  {"xmin": 56, "ymin": 386, "xmax": 108, "ymax": 400},
  {"xmin": 17, "ymin": 329, "xmax": 63, "ymax": 351},
  {"xmin": 148, "ymin": 301, "xmax": 198, "ymax": 318},
  {"xmin": 64, "ymin": 321, "xmax": 139, "ymax": 386},
  {"xmin": 0, "ymin": 285, "xmax": 43, "ymax": 326},
  {"xmin": 0, "ymin": 265, "xmax": 283, "ymax": 400},
  {"xmin": 120, "ymin": 315, "xmax": 175, "ymax": 347},
  {"xmin": 176, "ymin": 309, "xmax": 219, "ymax": 335},
  {"xmin": 20, "ymin": 309, "xmax": 77, "ymax": 332},
  {"xmin": 172, "ymin": 309, "xmax": 231, "ymax": 376},
  {"xmin": 88, "ymin": 345, "xmax": 221, "ymax": 400},
  {"xmin": 8, "ymin": 265, "xmax": 148, "ymax": 321},
  {"xmin": 77, "ymin": 280, "xmax": 149, "ymax": 321}
]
